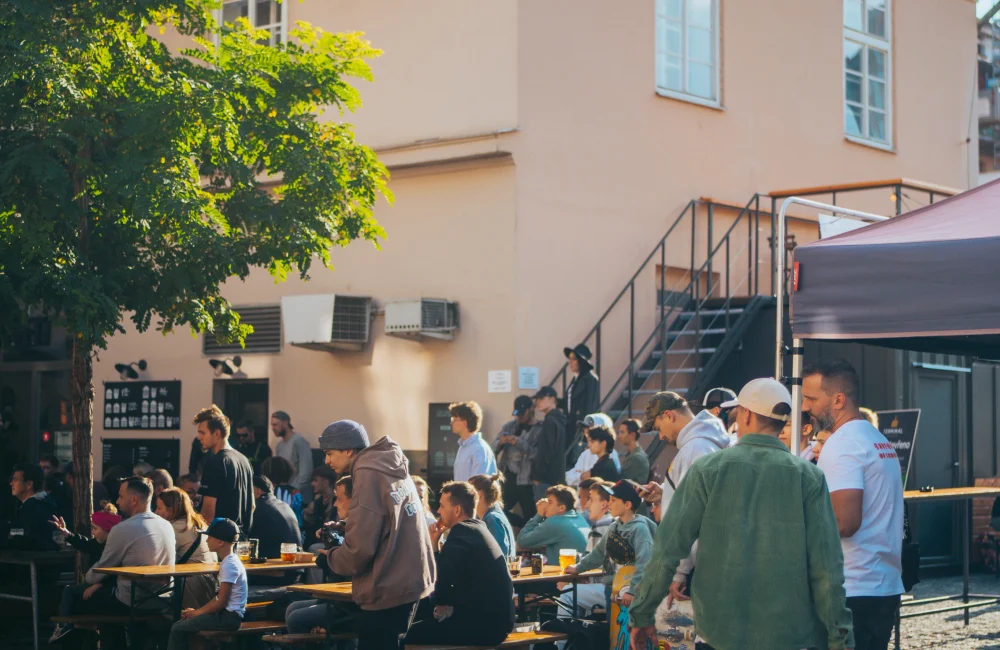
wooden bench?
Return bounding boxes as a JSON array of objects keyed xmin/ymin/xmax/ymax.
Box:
[
  {"xmin": 405, "ymin": 629, "xmax": 569, "ymax": 649},
  {"xmin": 245, "ymin": 600, "xmax": 272, "ymax": 612},
  {"xmin": 198, "ymin": 619, "xmax": 286, "ymax": 642},
  {"xmin": 261, "ymin": 632, "xmax": 358, "ymax": 646},
  {"xmin": 50, "ymin": 614, "xmax": 166, "ymax": 631}
]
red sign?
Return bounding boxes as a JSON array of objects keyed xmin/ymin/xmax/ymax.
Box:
[{"xmin": 793, "ymin": 262, "xmax": 801, "ymax": 291}]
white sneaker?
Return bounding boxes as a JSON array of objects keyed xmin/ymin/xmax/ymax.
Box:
[{"xmin": 48, "ymin": 624, "xmax": 74, "ymax": 644}]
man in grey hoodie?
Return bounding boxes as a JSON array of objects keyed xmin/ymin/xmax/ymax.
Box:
[
  {"xmin": 638, "ymin": 391, "xmax": 730, "ymax": 600},
  {"xmin": 321, "ymin": 420, "xmax": 436, "ymax": 650}
]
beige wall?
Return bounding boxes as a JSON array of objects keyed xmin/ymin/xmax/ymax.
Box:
[
  {"xmin": 94, "ymin": 162, "xmax": 517, "ymax": 477},
  {"xmin": 510, "ymin": 0, "xmax": 976, "ymax": 387},
  {"xmin": 93, "ymin": 0, "xmax": 976, "ymax": 475}
]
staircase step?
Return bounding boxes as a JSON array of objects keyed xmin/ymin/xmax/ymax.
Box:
[
  {"xmin": 651, "ymin": 348, "xmax": 717, "ymax": 358},
  {"xmin": 667, "ymin": 328, "xmax": 727, "ymax": 337},
  {"xmin": 679, "ymin": 308, "xmax": 744, "ymax": 318},
  {"xmin": 636, "ymin": 368, "xmax": 698, "ymax": 377},
  {"xmin": 628, "ymin": 388, "xmax": 689, "ymax": 396}
]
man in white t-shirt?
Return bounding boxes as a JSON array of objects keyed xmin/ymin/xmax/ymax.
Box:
[
  {"xmin": 167, "ymin": 518, "xmax": 248, "ymax": 650},
  {"xmin": 804, "ymin": 359, "xmax": 903, "ymax": 650}
]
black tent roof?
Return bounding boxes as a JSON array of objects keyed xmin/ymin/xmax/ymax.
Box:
[{"xmin": 791, "ymin": 178, "xmax": 1000, "ymax": 357}]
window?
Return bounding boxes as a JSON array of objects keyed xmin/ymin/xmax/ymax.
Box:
[
  {"xmin": 843, "ymin": 0, "xmax": 891, "ymax": 148},
  {"xmin": 655, "ymin": 0, "xmax": 720, "ymax": 108},
  {"xmin": 217, "ymin": 0, "xmax": 287, "ymax": 46}
]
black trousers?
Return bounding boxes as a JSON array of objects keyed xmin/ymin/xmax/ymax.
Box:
[
  {"xmin": 356, "ymin": 601, "xmax": 417, "ymax": 650},
  {"xmin": 63, "ymin": 587, "xmax": 131, "ymax": 650},
  {"xmin": 502, "ymin": 473, "xmax": 536, "ymax": 526},
  {"xmin": 403, "ymin": 613, "xmax": 511, "ymax": 646},
  {"xmin": 847, "ymin": 595, "xmax": 900, "ymax": 650}
]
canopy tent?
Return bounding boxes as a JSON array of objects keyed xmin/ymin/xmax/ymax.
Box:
[{"xmin": 791, "ymin": 177, "xmax": 1000, "ymax": 358}]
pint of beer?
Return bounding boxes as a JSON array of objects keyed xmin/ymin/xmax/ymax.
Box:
[
  {"xmin": 559, "ymin": 548, "xmax": 576, "ymax": 570},
  {"xmin": 280, "ymin": 542, "xmax": 299, "ymax": 562}
]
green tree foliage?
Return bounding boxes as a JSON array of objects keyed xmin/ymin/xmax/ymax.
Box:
[{"xmin": 0, "ymin": 0, "xmax": 389, "ymax": 532}]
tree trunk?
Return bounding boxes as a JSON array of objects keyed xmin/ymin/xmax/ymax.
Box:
[{"xmin": 70, "ymin": 335, "xmax": 94, "ymax": 579}]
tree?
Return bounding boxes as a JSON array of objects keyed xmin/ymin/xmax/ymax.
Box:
[{"xmin": 0, "ymin": 0, "xmax": 390, "ymax": 538}]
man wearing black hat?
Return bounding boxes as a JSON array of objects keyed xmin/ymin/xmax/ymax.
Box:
[
  {"xmin": 249, "ymin": 475, "xmax": 302, "ymax": 562},
  {"xmin": 319, "ymin": 420, "xmax": 436, "ymax": 650},
  {"xmin": 563, "ymin": 344, "xmax": 600, "ymax": 458},
  {"xmin": 529, "ymin": 386, "xmax": 567, "ymax": 500},
  {"xmin": 493, "ymin": 395, "xmax": 541, "ymax": 523}
]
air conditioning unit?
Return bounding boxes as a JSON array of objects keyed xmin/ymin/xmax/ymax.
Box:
[
  {"xmin": 280, "ymin": 294, "xmax": 372, "ymax": 352},
  {"xmin": 385, "ymin": 299, "xmax": 459, "ymax": 341}
]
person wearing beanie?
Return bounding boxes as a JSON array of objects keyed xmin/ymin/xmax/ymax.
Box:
[
  {"xmin": 249, "ymin": 475, "xmax": 302, "ymax": 565},
  {"xmin": 48, "ymin": 507, "xmax": 123, "ymax": 643},
  {"xmin": 168, "ymin": 518, "xmax": 248, "ymax": 650},
  {"xmin": 320, "ymin": 420, "xmax": 436, "ymax": 650},
  {"xmin": 566, "ymin": 479, "xmax": 654, "ymax": 621}
]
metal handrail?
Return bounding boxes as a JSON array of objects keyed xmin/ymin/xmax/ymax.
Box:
[
  {"xmin": 547, "ymin": 199, "xmax": 696, "ymax": 395},
  {"xmin": 596, "ymin": 194, "xmax": 762, "ymax": 415}
]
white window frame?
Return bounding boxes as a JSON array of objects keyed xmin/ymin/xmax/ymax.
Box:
[
  {"xmin": 215, "ymin": 0, "xmax": 289, "ymax": 47},
  {"xmin": 843, "ymin": 0, "xmax": 892, "ymax": 151},
  {"xmin": 655, "ymin": 0, "xmax": 722, "ymax": 109}
]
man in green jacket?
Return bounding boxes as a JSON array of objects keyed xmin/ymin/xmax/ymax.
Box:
[
  {"xmin": 515, "ymin": 484, "xmax": 589, "ymax": 565},
  {"xmin": 629, "ymin": 378, "xmax": 854, "ymax": 650}
]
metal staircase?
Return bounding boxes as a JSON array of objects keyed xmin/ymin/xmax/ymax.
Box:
[{"xmin": 548, "ymin": 193, "xmax": 773, "ymax": 426}]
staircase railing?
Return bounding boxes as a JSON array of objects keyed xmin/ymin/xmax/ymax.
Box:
[{"xmin": 548, "ymin": 193, "xmax": 769, "ymax": 415}]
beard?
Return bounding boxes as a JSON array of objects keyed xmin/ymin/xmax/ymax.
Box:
[{"xmin": 812, "ymin": 406, "xmax": 835, "ymax": 432}]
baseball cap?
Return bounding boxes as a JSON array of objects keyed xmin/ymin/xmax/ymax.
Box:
[
  {"xmin": 611, "ymin": 480, "xmax": 643, "ymax": 512},
  {"xmin": 702, "ymin": 387, "xmax": 737, "ymax": 409},
  {"xmin": 640, "ymin": 391, "xmax": 688, "ymax": 432},
  {"xmin": 512, "ymin": 395, "xmax": 534, "ymax": 416},
  {"xmin": 721, "ymin": 378, "xmax": 793, "ymax": 422},
  {"xmin": 533, "ymin": 386, "xmax": 558, "ymax": 400},
  {"xmin": 581, "ymin": 413, "xmax": 613, "ymax": 429},
  {"xmin": 206, "ymin": 518, "xmax": 240, "ymax": 543}
]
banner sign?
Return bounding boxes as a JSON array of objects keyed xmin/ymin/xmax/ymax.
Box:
[{"xmin": 876, "ymin": 409, "xmax": 920, "ymax": 489}]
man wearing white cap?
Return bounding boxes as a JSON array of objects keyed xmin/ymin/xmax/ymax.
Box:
[
  {"xmin": 564, "ymin": 413, "xmax": 621, "ymax": 487},
  {"xmin": 629, "ymin": 378, "xmax": 854, "ymax": 650}
]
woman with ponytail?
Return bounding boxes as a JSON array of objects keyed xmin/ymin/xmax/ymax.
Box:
[{"xmin": 469, "ymin": 473, "xmax": 516, "ymax": 560}]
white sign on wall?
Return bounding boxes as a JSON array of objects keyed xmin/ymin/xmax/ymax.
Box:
[
  {"xmin": 518, "ymin": 367, "xmax": 540, "ymax": 390},
  {"xmin": 488, "ymin": 370, "xmax": 512, "ymax": 393}
]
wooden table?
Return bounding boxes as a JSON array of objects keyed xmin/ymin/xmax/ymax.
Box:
[
  {"xmin": 290, "ymin": 566, "xmax": 606, "ymax": 621},
  {"xmin": 894, "ymin": 487, "xmax": 1000, "ymax": 650},
  {"xmin": 96, "ymin": 558, "xmax": 319, "ymax": 622},
  {"xmin": 0, "ymin": 550, "xmax": 76, "ymax": 650}
]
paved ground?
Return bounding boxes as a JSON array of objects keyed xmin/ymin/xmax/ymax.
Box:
[
  {"xmin": 898, "ymin": 573, "xmax": 1000, "ymax": 649},
  {"xmin": 4, "ymin": 573, "xmax": 1000, "ymax": 648}
]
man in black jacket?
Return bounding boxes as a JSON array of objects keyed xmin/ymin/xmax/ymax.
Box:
[
  {"xmin": 563, "ymin": 344, "xmax": 600, "ymax": 457},
  {"xmin": 6, "ymin": 463, "xmax": 59, "ymax": 550},
  {"xmin": 404, "ymin": 481, "xmax": 514, "ymax": 647},
  {"xmin": 249, "ymin": 476, "xmax": 302, "ymax": 560},
  {"xmin": 529, "ymin": 386, "xmax": 567, "ymax": 500}
]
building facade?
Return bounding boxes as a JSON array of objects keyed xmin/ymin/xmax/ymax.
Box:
[{"xmin": 0, "ymin": 1, "xmax": 978, "ymax": 488}]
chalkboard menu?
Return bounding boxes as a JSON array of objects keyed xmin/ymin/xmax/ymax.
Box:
[
  {"xmin": 102, "ymin": 381, "xmax": 181, "ymax": 430},
  {"xmin": 427, "ymin": 402, "xmax": 458, "ymax": 478},
  {"xmin": 102, "ymin": 438, "xmax": 181, "ymax": 479},
  {"xmin": 876, "ymin": 409, "xmax": 921, "ymax": 489}
]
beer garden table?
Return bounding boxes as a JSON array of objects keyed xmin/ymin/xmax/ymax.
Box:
[
  {"xmin": 289, "ymin": 566, "xmax": 606, "ymax": 621},
  {"xmin": 0, "ymin": 549, "xmax": 76, "ymax": 650},
  {"xmin": 95, "ymin": 558, "xmax": 318, "ymax": 623},
  {"xmin": 894, "ymin": 486, "xmax": 1000, "ymax": 650}
]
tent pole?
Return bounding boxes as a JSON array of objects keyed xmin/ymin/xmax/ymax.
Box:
[
  {"xmin": 774, "ymin": 197, "xmax": 891, "ymax": 448},
  {"xmin": 791, "ymin": 337, "xmax": 804, "ymax": 455}
]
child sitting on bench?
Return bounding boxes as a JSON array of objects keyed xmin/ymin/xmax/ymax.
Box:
[{"xmin": 167, "ymin": 518, "xmax": 247, "ymax": 650}]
